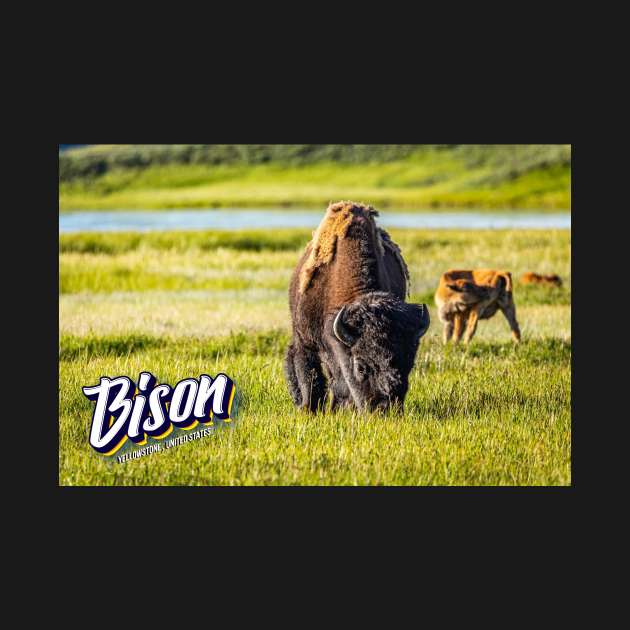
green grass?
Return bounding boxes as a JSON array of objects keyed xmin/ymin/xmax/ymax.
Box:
[
  {"xmin": 59, "ymin": 227, "xmax": 571, "ymax": 485},
  {"xmin": 59, "ymin": 145, "xmax": 571, "ymax": 210}
]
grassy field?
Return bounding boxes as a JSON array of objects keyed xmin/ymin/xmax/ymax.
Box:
[
  {"xmin": 59, "ymin": 145, "xmax": 571, "ymax": 211},
  {"xmin": 59, "ymin": 228, "xmax": 571, "ymax": 485}
]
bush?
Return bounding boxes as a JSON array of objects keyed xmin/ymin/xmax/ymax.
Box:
[{"xmin": 59, "ymin": 145, "xmax": 572, "ymax": 192}]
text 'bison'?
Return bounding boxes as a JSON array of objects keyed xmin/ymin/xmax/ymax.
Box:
[
  {"xmin": 285, "ymin": 201, "xmax": 430, "ymax": 413},
  {"xmin": 435, "ymin": 269, "xmax": 521, "ymax": 344}
]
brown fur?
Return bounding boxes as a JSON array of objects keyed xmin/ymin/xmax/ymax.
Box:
[
  {"xmin": 286, "ymin": 201, "xmax": 427, "ymax": 412},
  {"xmin": 298, "ymin": 201, "xmax": 409, "ymax": 295},
  {"xmin": 434, "ymin": 269, "xmax": 521, "ymax": 344},
  {"xmin": 520, "ymin": 272, "xmax": 562, "ymax": 288},
  {"xmin": 299, "ymin": 201, "xmax": 376, "ymax": 294},
  {"xmin": 291, "ymin": 201, "xmax": 409, "ymax": 344},
  {"xmin": 378, "ymin": 228, "xmax": 410, "ymax": 296}
]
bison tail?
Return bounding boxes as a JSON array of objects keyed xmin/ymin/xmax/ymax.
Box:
[{"xmin": 496, "ymin": 272, "xmax": 513, "ymax": 293}]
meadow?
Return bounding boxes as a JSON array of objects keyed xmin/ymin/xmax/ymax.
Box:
[
  {"xmin": 59, "ymin": 228, "xmax": 571, "ymax": 485},
  {"xmin": 59, "ymin": 145, "xmax": 571, "ymax": 211}
]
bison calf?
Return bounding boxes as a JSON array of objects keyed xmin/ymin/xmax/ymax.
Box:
[
  {"xmin": 434, "ymin": 269, "xmax": 521, "ymax": 344},
  {"xmin": 520, "ymin": 272, "xmax": 562, "ymax": 288},
  {"xmin": 285, "ymin": 201, "xmax": 430, "ymax": 413}
]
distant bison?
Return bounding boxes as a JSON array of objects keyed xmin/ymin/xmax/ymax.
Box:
[
  {"xmin": 285, "ymin": 201, "xmax": 430, "ymax": 413},
  {"xmin": 435, "ymin": 269, "xmax": 521, "ymax": 344},
  {"xmin": 520, "ymin": 272, "xmax": 562, "ymax": 288}
]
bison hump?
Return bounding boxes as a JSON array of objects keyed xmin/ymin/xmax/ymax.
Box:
[{"xmin": 298, "ymin": 200, "xmax": 378, "ymax": 294}]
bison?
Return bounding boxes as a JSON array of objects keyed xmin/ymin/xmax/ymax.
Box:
[
  {"xmin": 434, "ymin": 269, "xmax": 521, "ymax": 344},
  {"xmin": 520, "ymin": 272, "xmax": 562, "ymax": 288},
  {"xmin": 284, "ymin": 201, "xmax": 430, "ymax": 413}
]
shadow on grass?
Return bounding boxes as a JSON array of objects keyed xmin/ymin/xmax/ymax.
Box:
[
  {"xmin": 60, "ymin": 330, "xmax": 292, "ymax": 362},
  {"xmin": 60, "ymin": 334, "xmax": 166, "ymax": 361}
]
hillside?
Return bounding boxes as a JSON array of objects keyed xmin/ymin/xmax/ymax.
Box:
[{"xmin": 59, "ymin": 144, "xmax": 571, "ymax": 211}]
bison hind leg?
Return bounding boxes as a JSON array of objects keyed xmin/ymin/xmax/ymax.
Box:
[
  {"xmin": 463, "ymin": 306, "xmax": 481, "ymax": 344},
  {"xmin": 437, "ymin": 305, "xmax": 454, "ymax": 344},
  {"xmin": 452, "ymin": 312, "xmax": 468, "ymax": 344}
]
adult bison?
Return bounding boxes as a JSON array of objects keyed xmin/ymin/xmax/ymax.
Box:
[
  {"xmin": 284, "ymin": 201, "xmax": 430, "ymax": 413},
  {"xmin": 434, "ymin": 269, "xmax": 521, "ymax": 344}
]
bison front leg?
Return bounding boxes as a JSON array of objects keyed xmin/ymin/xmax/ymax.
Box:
[
  {"xmin": 500, "ymin": 302, "xmax": 521, "ymax": 343},
  {"xmin": 452, "ymin": 312, "xmax": 467, "ymax": 344},
  {"xmin": 463, "ymin": 306, "xmax": 480, "ymax": 344},
  {"xmin": 288, "ymin": 342, "xmax": 327, "ymax": 412},
  {"xmin": 284, "ymin": 341, "xmax": 303, "ymax": 407}
]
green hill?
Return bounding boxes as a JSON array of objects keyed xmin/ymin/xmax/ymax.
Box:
[{"xmin": 59, "ymin": 144, "xmax": 571, "ymax": 211}]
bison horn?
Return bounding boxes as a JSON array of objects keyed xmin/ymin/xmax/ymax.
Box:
[{"xmin": 333, "ymin": 305, "xmax": 357, "ymax": 347}]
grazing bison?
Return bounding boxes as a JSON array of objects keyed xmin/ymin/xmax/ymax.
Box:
[
  {"xmin": 434, "ymin": 269, "xmax": 521, "ymax": 344},
  {"xmin": 285, "ymin": 201, "xmax": 430, "ymax": 413},
  {"xmin": 520, "ymin": 271, "xmax": 562, "ymax": 288}
]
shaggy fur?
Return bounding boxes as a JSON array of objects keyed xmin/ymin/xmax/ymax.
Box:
[
  {"xmin": 434, "ymin": 269, "xmax": 521, "ymax": 344},
  {"xmin": 520, "ymin": 272, "xmax": 562, "ymax": 288},
  {"xmin": 378, "ymin": 228, "xmax": 410, "ymax": 297},
  {"xmin": 298, "ymin": 201, "xmax": 409, "ymax": 295},
  {"xmin": 286, "ymin": 201, "xmax": 429, "ymax": 412}
]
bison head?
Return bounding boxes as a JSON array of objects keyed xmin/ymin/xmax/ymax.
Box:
[{"xmin": 329, "ymin": 292, "xmax": 430, "ymax": 412}]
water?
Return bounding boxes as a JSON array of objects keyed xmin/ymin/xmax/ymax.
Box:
[{"xmin": 59, "ymin": 209, "xmax": 571, "ymax": 232}]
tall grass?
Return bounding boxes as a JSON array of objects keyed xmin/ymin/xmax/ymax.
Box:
[
  {"xmin": 59, "ymin": 227, "xmax": 571, "ymax": 485},
  {"xmin": 59, "ymin": 334, "xmax": 571, "ymax": 485}
]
